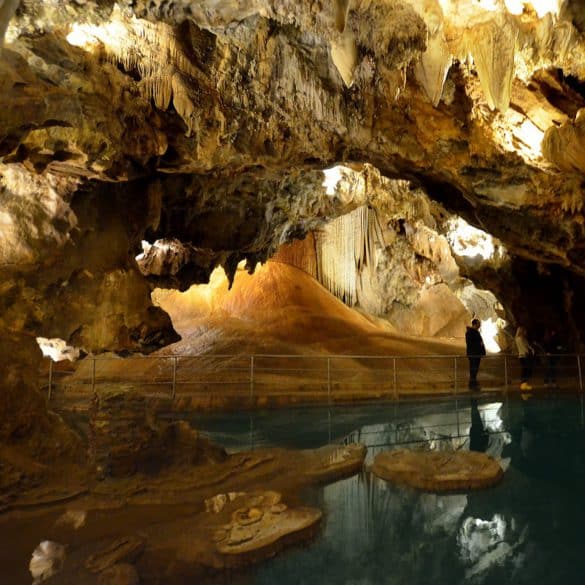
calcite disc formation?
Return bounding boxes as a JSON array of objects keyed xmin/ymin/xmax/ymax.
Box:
[
  {"xmin": 372, "ymin": 449, "xmax": 503, "ymax": 491},
  {"xmin": 210, "ymin": 491, "xmax": 322, "ymax": 567}
]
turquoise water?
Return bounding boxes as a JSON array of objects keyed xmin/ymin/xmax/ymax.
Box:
[{"xmin": 191, "ymin": 396, "xmax": 585, "ymax": 585}]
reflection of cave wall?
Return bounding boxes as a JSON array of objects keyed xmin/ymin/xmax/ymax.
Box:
[{"xmin": 257, "ymin": 398, "xmax": 585, "ymax": 585}]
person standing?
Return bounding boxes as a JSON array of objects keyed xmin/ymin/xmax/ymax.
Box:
[
  {"xmin": 515, "ymin": 326, "xmax": 535, "ymax": 391},
  {"xmin": 466, "ymin": 318, "xmax": 486, "ymax": 390}
]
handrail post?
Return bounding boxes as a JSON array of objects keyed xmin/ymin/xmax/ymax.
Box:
[
  {"xmin": 47, "ymin": 359, "xmax": 53, "ymax": 404},
  {"xmin": 250, "ymin": 355, "xmax": 255, "ymax": 405},
  {"xmin": 578, "ymin": 355, "xmax": 583, "ymax": 392},
  {"xmin": 454, "ymin": 356, "xmax": 458, "ymax": 395},
  {"xmin": 327, "ymin": 357, "xmax": 331, "ymax": 404},
  {"xmin": 393, "ymin": 357, "xmax": 397, "ymax": 399},
  {"xmin": 91, "ymin": 356, "xmax": 96, "ymax": 400},
  {"xmin": 172, "ymin": 356, "xmax": 177, "ymax": 399}
]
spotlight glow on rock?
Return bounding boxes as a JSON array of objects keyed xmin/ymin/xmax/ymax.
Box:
[
  {"xmin": 322, "ymin": 166, "xmax": 345, "ymax": 196},
  {"xmin": 445, "ymin": 217, "xmax": 504, "ymax": 261}
]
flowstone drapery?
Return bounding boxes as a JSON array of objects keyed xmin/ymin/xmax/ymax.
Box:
[{"xmin": 316, "ymin": 206, "xmax": 384, "ymax": 306}]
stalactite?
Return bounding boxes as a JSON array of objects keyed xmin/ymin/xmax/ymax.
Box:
[
  {"xmin": 552, "ymin": 20, "xmax": 575, "ymax": 62},
  {"xmin": 0, "ymin": 0, "xmax": 18, "ymax": 45},
  {"xmin": 171, "ymin": 73, "xmax": 196, "ymax": 135},
  {"xmin": 466, "ymin": 15, "xmax": 517, "ymax": 112},
  {"xmin": 144, "ymin": 76, "xmax": 172, "ymax": 110},
  {"xmin": 273, "ymin": 234, "xmax": 318, "ymax": 277},
  {"xmin": 316, "ymin": 206, "xmax": 385, "ymax": 306},
  {"xmin": 330, "ymin": 29, "xmax": 358, "ymax": 87},
  {"xmin": 76, "ymin": 14, "xmax": 202, "ymax": 134},
  {"xmin": 415, "ymin": 33, "xmax": 452, "ymax": 107},
  {"xmin": 335, "ymin": 0, "xmax": 351, "ymax": 33}
]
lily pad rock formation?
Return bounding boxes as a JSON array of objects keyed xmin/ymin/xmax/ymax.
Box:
[
  {"xmin": 372, "ymin": 449, "xmax": 504, "ymax": 491},
  {"xmin": 209, "ymin": 491, "xmax": 322, "ymax": 568}
]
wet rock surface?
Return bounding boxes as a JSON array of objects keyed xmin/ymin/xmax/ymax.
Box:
[
  {"xmin": 1, "ymin": 440, "xmax": 366, "ymax": 583},
  {"xmin": 200, "ymin": 490, "xmax": 321, "ymax": 568},
  {"xmin": 97, "ymin": 563, "xmax": 140, "ymax": 585},
  {"xmin": 212, "ymin": 492, "xmax": 320, "ymax": 559},
  {"xmin": 372, "ymin": 449, "xmax": 504, "ymax": 491},
  {"xmin": 89, "ymin": 390, "xmax": 227, "ymax": 478},
  {"xmin": 85, "ymin": 535, "xmax": 146, "ymax": 574}
]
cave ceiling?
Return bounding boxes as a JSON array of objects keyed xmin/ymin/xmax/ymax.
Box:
[{"xmin": 3, "ymin": 0, "xmax": 585, "ymax": 359}]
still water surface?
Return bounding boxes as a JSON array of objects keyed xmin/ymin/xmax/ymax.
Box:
[
  {"xmin": 192, "ymin": 396, "xmax": 585, "ymax": 585},
  {"xmin": 4, "ymin": 396, "xmax": 585, "ymax": 584}
]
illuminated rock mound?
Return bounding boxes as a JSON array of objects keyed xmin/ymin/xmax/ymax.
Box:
[{"xmin": 154, "ymin": 260, "xmax": 466, "ymax": 357}]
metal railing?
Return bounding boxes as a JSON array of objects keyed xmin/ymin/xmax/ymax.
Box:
[
  {"xmin": 41, "ymin": 352, "xmax": 585, "ymax": 409},
  {"xmin": 196, "ymin": 393, "xmax": 585, "ymax": 453}
]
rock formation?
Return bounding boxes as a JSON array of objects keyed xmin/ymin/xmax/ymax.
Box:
[
  {"xmin": 372, "ymin": 448, "xmax": 504, "ymax": 491},
  {"xmin": 3, "ymin": 0, "xmax": 585, "ymax": 448}
]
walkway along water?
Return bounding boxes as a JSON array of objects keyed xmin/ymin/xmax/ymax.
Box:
[{"xmin": 42, "ymin": 353, "xmax": 585, "ymax": 411}]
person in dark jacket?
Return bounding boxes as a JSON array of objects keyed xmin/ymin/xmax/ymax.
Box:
[{"xmin": 466, "ymin": 318, "xmax": 486, "ymax": 390}]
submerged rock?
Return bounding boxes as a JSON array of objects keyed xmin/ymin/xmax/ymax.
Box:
[
  {"xmin": 304, "ymin": 443, "xmax": 367, "ymax": 483},
  {"xmin": 89, "ymin": 391, "xmax": 226, "ymax": 477},
  {"xmin": 85, "ymin": 535, "xmax": 146, "ymax": 574},
  {"xmin": 372, "ymin": 449, "xmax": 503, "ymax": 491},
  {"xmin": 29, "ymin": 540, "xmax": 66, "ymax": 584},
  {"xmin": 97, "ymin": 563, "xmax": 140, "ymax": 585},
  {"xmin": 55, "ymin": 508, "xmax": 87, "ymax": 530}
]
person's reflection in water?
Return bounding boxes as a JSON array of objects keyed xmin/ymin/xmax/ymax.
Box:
[{"xmin": 469, "ymin": 398, "xmax": 489, "ymax": 452}]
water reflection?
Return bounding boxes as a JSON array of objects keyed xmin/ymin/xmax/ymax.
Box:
[
  {"xmin": 457, "ymin": 514, "xmax": 527, "ymax": 580},
  {"xmin": 257, "ymin": 473, "xmax": 472, "ymax": 584},
  {"xmin": 470, "ymin": 398, "xmax": 489, "ymax": 452},
  {"xmin": 255, "ymin": 398, "xmax": 585, "ymax": 585},
  {"xmin": 30, "ymin": 541, "xmax": 66, "ymax": 584},
  {"xmin": 342, "ymin": 400, "xmax": 511, "ymax": 468}
]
